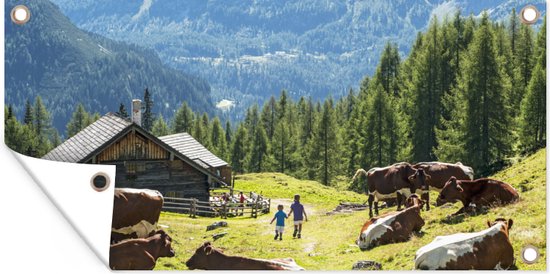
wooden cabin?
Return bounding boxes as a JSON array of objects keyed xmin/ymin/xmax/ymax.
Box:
[
  {"xmin": 159, "ymin": 133, "xmax": 231, "ymax": 185},
  {"xmin": 42, "ymin": 112, "xmax": 229, "ymax": 201}
]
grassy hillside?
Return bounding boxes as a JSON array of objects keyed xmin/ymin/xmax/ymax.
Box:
[{"xmin": 155, "ymin": 149, "xmax": 546, "ymax": 270}]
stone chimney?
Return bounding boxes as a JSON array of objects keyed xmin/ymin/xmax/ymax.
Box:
[{"xmin": 131, "ymin": 99, "xmax": 142, "ymax": 126}]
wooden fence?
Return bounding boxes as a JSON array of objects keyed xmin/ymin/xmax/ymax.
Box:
[{"xmin": 162, "ymin": 196, "xmax": 271, "ymax": 218}]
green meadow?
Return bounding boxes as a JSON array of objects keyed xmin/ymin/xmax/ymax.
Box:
[{"xmin": 156, "ymin": 149, "xmax": 546, "ymax": 270}]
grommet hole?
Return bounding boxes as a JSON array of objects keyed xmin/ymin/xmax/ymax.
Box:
[{"xmin": 91, "ymin": 173, "xmax": 110, "ymax": 192}]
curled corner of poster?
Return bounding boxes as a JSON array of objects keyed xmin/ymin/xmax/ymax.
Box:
[{"xmin": 10, "ymin": 150, "xmax": 114, "ymax": 266}]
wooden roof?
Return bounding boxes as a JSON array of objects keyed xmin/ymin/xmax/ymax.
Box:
[
  {"xmin": 42, "ymin": 113, "xmax": 226, "ymax": 181},
  {"xmin": 43, "ymin": 113, "xmax": 132, "ymax": 162},
  {"xmin": 159, "ymin": 133, "xmax": 229, "ymax": 168}
]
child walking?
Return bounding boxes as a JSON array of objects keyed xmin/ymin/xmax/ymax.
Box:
[
  {"xmin": 288, "ymin": 194, "xmax": 308, "ymax": 239},
  {"xmin": 270, "ymin": 204, "xmax": 287, "ymax": 240}
]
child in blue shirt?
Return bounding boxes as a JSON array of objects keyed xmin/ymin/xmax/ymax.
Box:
[{"xmin": 270, "ymin": 204, "xmax": 287, "ymax": 240}]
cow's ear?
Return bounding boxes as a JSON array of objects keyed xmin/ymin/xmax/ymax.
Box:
[
  {"xmin": 507, "ymin": 219, "xmax": 513, "ymax": 230},
  {"xmin": 408, "ymin": 175, "xmax": 415, "ymax": 181}
]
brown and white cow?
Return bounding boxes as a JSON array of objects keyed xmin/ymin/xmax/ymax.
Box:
[
  {"xmin": 406, "ymin": 168, "xmax": 431, "ymax": 210},
  {"xmin": 109, "ymin": 230, "xmax": 175, "ymax": 270},
  {"xmin": 413, "ymin": 162, "xmax": 474, "ymax": 191},
  {"xmin": 185, "ymin": 242, "xmax": 304, "ymax": 270},
  {"xmin": 415, "ymin": 218, "xmax": 515, "ymax": 270},
  {"xmin": 111, "ymin": 188, "xmax": 164, "ymax": 243},
  {"xmin": 435, "ymin": 177, "xmax": 519, "ymax": 216},
  {"xmin": 353, "ymin": 163, "xmax": 427, "ymax": 217},
  {"xmin": 356, "ymin": 195, "xmax": 425, "ymax": 250}
]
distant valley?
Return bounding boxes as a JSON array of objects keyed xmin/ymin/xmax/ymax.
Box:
[{"xmin": 49, "ymin": 0, "xmax": 544, "ymax": 118}]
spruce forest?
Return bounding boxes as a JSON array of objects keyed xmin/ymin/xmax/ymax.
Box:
[{"xmin": 5, "ymin": 11, "xmax": 546, "ymax": 189}]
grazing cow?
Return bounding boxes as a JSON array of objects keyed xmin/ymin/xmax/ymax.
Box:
[
  {"xmin": 353, "ymin": 163, "xmax": 426, "ymax": 217},
  {"xmin": 109, "ymin": 230, "xmax": 175, "ymax": 270},
  {"xmin": 413, "ymin": 162, "xmax": 474, "ymax": 191},
  {"xmin": 356, "ymin": 197, "xmax": 425, "ymax": 250},
  {"xmin": 185, "ymin": 242, "xmax": 304, "ymax": 270},
  {"xmin": 111, "ymin": 188, "xmax": 164, "ymax": 243},
  {"xmin": 415, "ymin": 218, "xmax": 515, "ymax": 270},
  {"xmin": 436, "ymin": 177, "xmax": 519, "ymax": 216}
]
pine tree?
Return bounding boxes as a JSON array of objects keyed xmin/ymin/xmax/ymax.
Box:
[
  {"xmin": 225, "ymin": 120, "xmax": 233, "ymax": 144},
  {"xmin": 260, "ymin": 96, "xmax": 277, "ymax": 141},
  {"xmin": 518, "ymin": 19, "xmax": 546, "ymax": 152},
  {"xmin": 376, "ymin": 43, "xmax": 401, "ymax": 96},
  {"xmin": 66, "ymin": 103, "xmax": 90, "ymax": 138},
  {"xmin": 33, "ymin": 96, "xmax": 53, "ymax": 157},
  {"xmin": 361, "ymin": 82, "xmax": 399, "ymax": 167},
  {"xmin": 151, "ymin": 115, "xmax": 170, "ymax": 137},
  {"xmin": 142, "ymin": 88, "xmax": 154, "ymax": 131},
  {"xmin": 512, "ymin": 24, "xmax": 535, "ymax": 116},
  {"xmin": 518, "ymin": 62, "xmax": 545, "ymax": 152},
  {"xmin": 172, "ymin": 102, "xmax": 194, "ymax": 133},
  {"xmin": 117, "ymin": 103, "xmax": 129, "ymax": 118},
  {"xmin": 311, "ymin": 98, "xmax": 339, "ymax": 185},
  {"xmin": 231, "ymin": 124, "xmax": 248, "ymax": 173},
  {"xmin": 249, "ymin": 126, "xmax": 269, "ymax": 172},
  {"xmin": 24, "ymin": 99, "xmax": 33, "ymax": 126},
  {"xmin": 210, "ymin": 117, "xmax": 228, "ymax": 160},
  {"xmin": 458, "ymin": 13, "xmax": 511, "ymax": 174}
]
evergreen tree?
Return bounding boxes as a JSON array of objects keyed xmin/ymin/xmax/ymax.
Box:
[
  {"xmin": 33, "ymin": 96, "xmax": 53, "ymax": 157},
  {"xmin": 210, "ymin": 117, "xmax": 228, "ymax": 160},
  {"xmin": 172, "ymin": 102, "xmax": 194, "ymax": 133},
  {"xmin": 231, "ymin": 124, "xmax": 248, "ymax": 173},
  {"xmin": 311, "ymin": 98, "xmax": 339, "ymax": 185},
  {"xmin": 518, "ymin": 62, "xmax": 545, "ymax": 152},
  {"xmin": 375, "ymin": 43, "xmax": 401, "ymax": 96},
  {"xmin": 361, "ymin": 82, "xmax": 400, "ymax": 167},
  {"xmin": 512, "ymin": 24, "xmax": 535, "ymax": 116},
  {"xmin": 260, "ymin": 96, "xmax": 277, "ymax": 141},
  {"xmin": 248, "ymin": 126, "xmax": 269, "ymax": 172},
  {"xmin": 66, "ymin": 103, "xmax": 90, "ymax": 138},
  {"xmin": 142, "ymin": 88, "xmax": 154, "ymax": 131},
  {"xmin": 454, "ymin": 13, "xmax": 511, "ymax": 174},
  {"xmin": 151, "ymin": 115, "xmax": 170, "ymax": 137},
  {"xmin": 24, "ymin": 99, "xmax": 33, "ymax": 126},
  {"xmin": 117, "ymin": 103, "xmax": 129, "ymax": 118},
  {"xmin": 225, "ymin": 120, "xmax": 233, "ymax": 144}
]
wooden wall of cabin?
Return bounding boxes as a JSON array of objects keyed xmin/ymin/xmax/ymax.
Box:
[
  {"xmin": 96, "ymin": 130, "xmax": 169, "ymax": 162},
  {"xmin": 103, "ymin": 159, "xmax": 210, "ymax": 202},
  {"xmin": 220, "ymin": 166, "xmax": 232, "ymax": 185}
]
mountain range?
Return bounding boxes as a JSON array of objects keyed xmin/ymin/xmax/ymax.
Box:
[
  {"xmin": 49, "ymin": 0, "xmax": 545, "ymax": 119},
  {"xmin": 5, "ymin": 0, "xmax": 215, "ymax": 133}
]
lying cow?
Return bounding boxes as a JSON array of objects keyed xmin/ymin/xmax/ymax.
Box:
[
  {"xmin": 185, "ymin": 242, "xmax": 304, "ymax": 270},
  {"xmin": 413, "ymin": 162, "xmax": 474, "ymax": 191},
  {"xmin": 111, "ymin": 188, "xmax": 164, "ymax": 243},
  {"xmin": 109, "ymin": 230, "xmax": 175, "ymax": 270},
  {"xmin": 415, "ymin": 218, "xmax": 515, "ymax": 270},
  {"xmin": 353, "ymin": 163, "xmax": 427, "ymax": 217},
  {"xmin": 356, "ymin": 194, "xmax": 425, "ymax": 250},
  {"xmin": 436, "ymin": 177, "xmax": 519, "ymax": 216}
]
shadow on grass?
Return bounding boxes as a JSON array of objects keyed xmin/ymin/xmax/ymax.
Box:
[{"xmin": 439, "ymin": 206, "xmax": 490, "ymax": 225}]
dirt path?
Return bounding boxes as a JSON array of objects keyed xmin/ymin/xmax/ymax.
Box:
[{"xmin": 267, "ymin": 199, "xmax": 319, "ymax": 255}]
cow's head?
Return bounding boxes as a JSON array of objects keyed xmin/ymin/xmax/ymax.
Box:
[
  {"xmin": 356, "ymin": 231, "xmax": 371, "ymax": 251},
  {"xmin": 186, "ymin": 242, "xmax": 219, "ymax": 270},
  {"xmin": 405, "ymin": 194, "xmax": 425, "ymax": 208},
  {"xmin": 487, "ymin": 218, "xmax": 513, "ymax": 235},
  {"xmin": 155, "ymin": 230, "xmax": 175, "ymax": 258},
  {"xmin": 408, "ymin": 168, "xmax": 430, "ymax": 191},
  {"xmin": 435, "ymin": 177, "xmax": 463, "ymax": 206}
]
